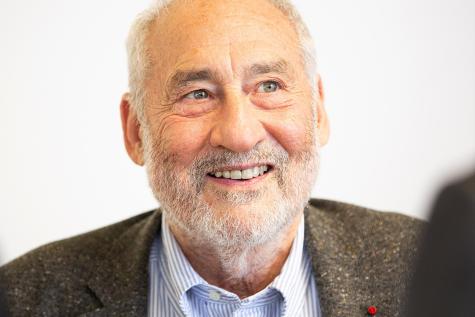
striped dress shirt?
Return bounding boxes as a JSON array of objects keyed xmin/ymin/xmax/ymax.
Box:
[{"xmin": 148, "ymin": 214, "xmax": 322, "ymax": 316}]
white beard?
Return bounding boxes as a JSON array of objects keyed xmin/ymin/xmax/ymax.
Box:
[{"xmin": 142, "ymin": 122, "xmax": 320, "ymax": 259}]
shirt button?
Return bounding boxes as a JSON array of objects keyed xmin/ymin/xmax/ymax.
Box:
[{"xmin": 209, "ymin": 290, "xmax": 221, "ymax": 301}]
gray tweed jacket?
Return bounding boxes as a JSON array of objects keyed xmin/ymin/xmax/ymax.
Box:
[{"xmin": 0, "ymin": 199, "xmax": 423, "ymax": 317}]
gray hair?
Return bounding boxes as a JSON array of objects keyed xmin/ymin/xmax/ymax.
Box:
[{"xmin": 126, "ymin": 0, "xmax": 318, "ymax": 122}]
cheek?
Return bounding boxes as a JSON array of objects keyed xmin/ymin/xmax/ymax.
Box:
[
  {"xmin": 262, "ymin": 109, "xmax": 314, "ymax": 156},
  {"xmin": 152, "ymin": 115, "xmax": 212, "ymax": 167}
]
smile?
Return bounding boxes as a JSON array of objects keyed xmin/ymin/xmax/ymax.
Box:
[{"xmin": 208, "ymin": 165, "xmax": 271, "ymax": 180}]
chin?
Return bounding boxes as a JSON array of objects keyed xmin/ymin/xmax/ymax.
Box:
[{"xmin": 205, "ymin": 197, "xmax": 294, "ymax": 238}]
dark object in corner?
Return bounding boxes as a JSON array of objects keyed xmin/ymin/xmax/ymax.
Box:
[{"xmin": 406, "ymin": 170, "xmax": 475, "ymax": 317}]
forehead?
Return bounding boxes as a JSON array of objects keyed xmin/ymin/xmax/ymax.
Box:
[{"xmin": 147, "ymin": 0, "xmax": 303, "ymax": 81}]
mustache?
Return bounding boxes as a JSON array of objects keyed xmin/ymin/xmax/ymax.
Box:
[{"xmin": 192, "ymin": 143, "xmax": 289, "ymax": 172}]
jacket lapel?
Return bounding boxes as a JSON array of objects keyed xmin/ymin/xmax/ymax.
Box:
[
  {"xmin": 82, "ymin": 209, "xmax": 162, "ymax": 316},
  {"xmin": 304, "ymin": 201, "xmax": 384, "ymax": 316}
]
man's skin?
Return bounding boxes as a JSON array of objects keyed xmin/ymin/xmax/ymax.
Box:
[{"xmin": 120, "ymin": 0, "xmax": 329, "ymax": 299}]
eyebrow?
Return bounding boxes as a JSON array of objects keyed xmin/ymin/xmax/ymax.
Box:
[
  {"xmin": 245, "ymin": 59, "xmax": 291, "ymax": 78},
  {"xmin": 166, "ymin": 59, "xmax": 292, "ymax": 93},
  {"xmin": 166, "ymin": 69, "xmax": 221, "ymax": 94}
]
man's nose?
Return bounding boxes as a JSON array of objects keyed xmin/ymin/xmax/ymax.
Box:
[{"xmin": 209, "ymin": 92, "xmax": 266, "ymax": 153}]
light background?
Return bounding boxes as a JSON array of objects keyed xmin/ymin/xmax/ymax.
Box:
[{"xmin": 1, "ymin": 0, "xmax": 474, "ymax": 265}]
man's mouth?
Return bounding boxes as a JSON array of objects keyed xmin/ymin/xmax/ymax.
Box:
[{"xmin": 207, "ymin": 165, "xmax": 272, "ymax": 181}]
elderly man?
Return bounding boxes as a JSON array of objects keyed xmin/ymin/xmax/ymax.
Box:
[{"xmin": 0, "ymin": 0, "xmax": 423, "ymax": 316}]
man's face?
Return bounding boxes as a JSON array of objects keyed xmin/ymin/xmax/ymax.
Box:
[{"xmin": 133, "ymin": 0, "xmax": 327, "ymax": 247}]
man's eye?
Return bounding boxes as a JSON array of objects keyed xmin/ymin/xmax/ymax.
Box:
[
  {"xmin": 184, "ymin": 89, "xmax": 209, "ymax": 100},
  {"xmin": 257, "ymin": 81, "xmax": 280, "ymax": 93}
]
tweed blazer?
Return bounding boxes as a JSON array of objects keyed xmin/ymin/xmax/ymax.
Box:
[{"xmin": 0, "ymin": 199, "xmax": 423, "ymax": 317}]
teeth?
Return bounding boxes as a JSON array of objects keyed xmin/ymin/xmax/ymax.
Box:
[
  {"xmin": 241, "ymin": 168, "xmax": 253, "ymax": 179},
  {"xmin": 259, "ymin": 165, "xmax": 268, "ymax": 175},
  {"xmin": 230, "ymin": 170, "xmax": 242, "ymax": 179},
  {"xmin": 211, "ymin": 165, "xmax": 270, "ymax": 180}
]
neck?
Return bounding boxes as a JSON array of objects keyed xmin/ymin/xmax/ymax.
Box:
[{"xmin": 168, "ymin": 213, "xmax": 302, "ymax": 299}]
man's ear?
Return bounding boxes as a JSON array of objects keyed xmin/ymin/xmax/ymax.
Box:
[
  {"xmin": 315, "ymin": 74, "xmax": 330, "ymax": 146},
  {"xmin": 120, "ymin": 93, "xmax": 145, "ymax": 166}
]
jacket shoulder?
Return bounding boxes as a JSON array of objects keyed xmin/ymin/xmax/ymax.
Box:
[
  {"xmin": 0, "ymin": 210, "xmax": 156, "ymax": 316},
  {"xmin": 306, "ymin": 198, "xmax": 425, "ymax": 264},
  {"xmin": 307, "ymin": 198, "xmax": 425, "ymax": 241}
]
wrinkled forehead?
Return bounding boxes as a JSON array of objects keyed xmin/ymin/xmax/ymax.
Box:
[{"xmin": 146, "ymin": 0, "xmax": 304, "ymax": 83}]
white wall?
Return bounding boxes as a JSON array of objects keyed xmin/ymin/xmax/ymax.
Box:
[{"xmin": 1, "ymin": 0, "xmax": 474, "ymax": 265}]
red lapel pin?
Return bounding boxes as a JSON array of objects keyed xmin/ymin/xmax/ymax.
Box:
[{"xmin": 367, "ymin": 305, "xmax": 377, "ymax": 316}]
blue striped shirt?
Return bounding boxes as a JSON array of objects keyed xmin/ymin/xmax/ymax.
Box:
[{"xmin": 148, "ymin": 214, "xmax": 321, "ymax": 316}]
